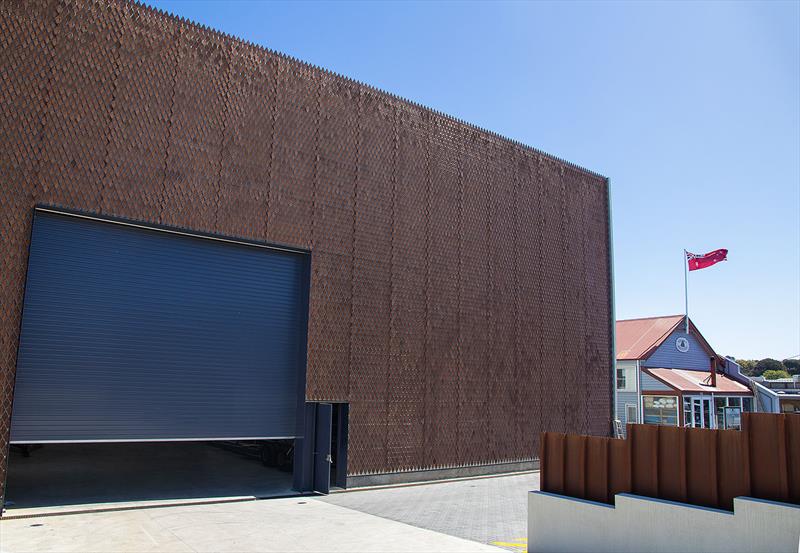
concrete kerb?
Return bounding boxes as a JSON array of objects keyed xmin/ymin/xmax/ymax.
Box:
[
  {"xmin": 339, "ymin": 469, "xmax": 540, "ymax": 494},
  {"xmin": 344, "ymin": 460, "xmax": 540, "ymax": 490}
]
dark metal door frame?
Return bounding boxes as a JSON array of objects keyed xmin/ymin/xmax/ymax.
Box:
[
  {"xmin": 313, "ymin": 403, "xmax": 333, "ymax": 494},
  {"xmin": 295, "ymin": 401, "xmax": 348, "ymax": 493},
  {"xmin": 332, "ymin": 403, "xmax": 349, "ymax": 489}
]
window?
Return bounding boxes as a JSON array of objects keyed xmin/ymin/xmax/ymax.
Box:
[
  {"xmin": 714, "ymin": 396, "xmax": 753, "ymax": 429},
  {"xmin": 643, "ymin": 395, "xmax": 678, "ymax": 426},
  {"xmin": 625, "ymin": 404, "xmax": 638, "ymax": 424},
  {"xmin": 724, "ymin": 406, "xmax": 742, "ymax": 430},
  {"xmin": 715, "ymin": 397, "xmax": 726, "ymax": 429},
  {"xmin": 616, "ymin": 364, "xmax": 636, "ymax": 392},
  {"xmin": 781, "ymin": 400, "xmax": 800, "ymax": 414},
  {"xmin": 616, "ymin": 368, "xmax": 626, "ymax": 390},
  {"xmin": 683, "ymin": 397, "xmax": 692, "ymax": 427}
]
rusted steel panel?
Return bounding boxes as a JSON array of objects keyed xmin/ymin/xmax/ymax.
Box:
[
  {"xmin": 585, "ymin": 437, "xmax": 609, "ymax": 503},
  {"xmin": 630, "ymin": 424, "xmax": 659, "ymax": 498},
  {"xmin": 786, "ymin": 415, "xmax": 800, "ymax": 504},
  {"xmin": 685, "ymin": 427, "xmax": 718, "ymax": 508},
  {"xmin": 656, "ymin": 425, "xmax": 687, "ymax": 503},
  {"xmin": 607, "ymin": 436, "xmax": 631, "ymax": 499},
  {"xmin": 541, "ymin": 432, "xmax": 565, "ymax": 495},
  {"xmin": 564, "ymin": 434, "xmax": 586, "ymax": 499},
  {"xmin": 717, "ymin": 429, "xmax": 749, "ymax": 511},
  {"xmin": 541, "ymin": 414, "xmax": 799, "ymax": 512},
  {"xmin": 748, "ymin": 413, "xmax": 789, "ymax": 502}
]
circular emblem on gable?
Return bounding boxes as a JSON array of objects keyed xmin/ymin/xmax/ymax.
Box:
[{"xmin": 676, "ymin": 337, "xmax": 690, "ymax": 353}]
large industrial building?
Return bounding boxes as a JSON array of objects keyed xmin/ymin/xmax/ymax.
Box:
[{"xmin": 0, "ymin": 0, "xmax": 613, "ymax": 509}]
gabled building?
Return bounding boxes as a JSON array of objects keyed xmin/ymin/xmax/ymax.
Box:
[{"xmin": 615, "ymin": 315, "xmax": 754, "ymax": 435}]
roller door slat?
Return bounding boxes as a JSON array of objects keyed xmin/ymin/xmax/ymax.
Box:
[{"xmin": 10, "ymin": 211, "xmax": 308, "ymax": 443}]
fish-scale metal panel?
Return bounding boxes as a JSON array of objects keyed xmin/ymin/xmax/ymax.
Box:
[{"xmin": 0, "ymin": 0, "xmax": 612, "ymax": 502}]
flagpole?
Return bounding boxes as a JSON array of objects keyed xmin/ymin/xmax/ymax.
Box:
[{"xmin": 684, "ymin": 249, "xmax": 689, "ymax": 334}]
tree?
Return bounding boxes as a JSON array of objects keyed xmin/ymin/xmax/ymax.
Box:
[
  {"xmin": 736, "ymin": 359, "xmax": 757, "ymax": 376},
  {"xmin": 754, "ymin": 358, "xmax": 786, "ymax": 376},
  {"xmin": 763, "ymin": 369, "xmax": 791, "ymax": 380},
  {"xmin": 783, "ymin": 359, "xmax": 800, "ymax": 376}
]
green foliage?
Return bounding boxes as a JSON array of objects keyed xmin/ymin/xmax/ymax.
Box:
[
  {"xmin": 783, "ymin": 359, "xmax": 800, "ymax": 375},
  {"xmin": 736, "ymin": 359, "xmax": 757, "ymax": 376},
  {"xmin": 755, "ymin": 358, "xmax": 785, "ymax": 375},
  {"xmin": 762, "ymin": 369, "xmax": 791, "ymax": 380},
  {"xmin": 736, "ymin": 358, "xmax": 796, "ymax": 378}
]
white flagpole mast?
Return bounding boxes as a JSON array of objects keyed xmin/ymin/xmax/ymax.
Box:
[{"xmin": 684, "ymin": 249, "xmax": 689, "ymax": 334}]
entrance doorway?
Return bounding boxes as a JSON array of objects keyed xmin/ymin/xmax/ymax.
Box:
[
  {"xmin": 5, "ymin": 209, "xmax": 313, "ymax": 512},
  {"xmin": 683, "ymin": 396, "xmax": 713, "ymax": 428},
  {"xmin": 4, "ymin": 441, "xmax": 297, "ymax": 511},
  {"xmin": 330, "ymin": 403, "xmax": 349, "ymax": 489}
]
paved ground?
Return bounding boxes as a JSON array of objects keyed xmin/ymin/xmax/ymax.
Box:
[
  {"xmin": 0, "ymin": 497, "xmax": 503, "ymax": 552},
  {"xmin": 320, "ymin": 471, "xmax": 538, "ymax": 551},
  {"xmin": 4, "ymin": 442, "xmax": 293, "ymax": 511},
  {"xmin": 2, "ymin": 461, "xmax": 535, "ymax": 552}
]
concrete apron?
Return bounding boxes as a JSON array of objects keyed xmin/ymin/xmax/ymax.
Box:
[
  {"xmin": 0, "ymin": 496, "xmax": 505, "ymax": 553},
  {"xmin": 3, "ymin": 471, "xmax": 541, "ymax": 520},
  {"xmin": 2, "ymin": 494, "xmax": 284, "ymax": 520}
]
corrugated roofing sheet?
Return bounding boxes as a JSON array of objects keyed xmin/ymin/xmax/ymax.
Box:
[
  {"xmin": 646, "ymin": 368, "xmax": 751, "ymax": 394},
  {"xmin": 616, "ymin": 315, "xmax": 684, "ymax": 360}
]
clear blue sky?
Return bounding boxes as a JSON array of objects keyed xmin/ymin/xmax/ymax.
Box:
[{"xmin": 149, "ymin": 0, "xmax": 799, "ymax": 361}]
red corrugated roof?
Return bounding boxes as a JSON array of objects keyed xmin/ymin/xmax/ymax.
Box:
[
  {"xmin": 616, "ymin": 315, "xmax": 685, "ymax": 360},
  {"xmin": 645, "ymin": 368, "xmax": 751, "ymax": 394}
]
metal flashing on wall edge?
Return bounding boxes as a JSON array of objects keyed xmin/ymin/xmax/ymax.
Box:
[
  {"xmin": 2, "ymin": 206, "xmax": 39, "ymax": 513},
  {"xmin": 606, "ymin": 178, "xmax": 617, "ymax": 439},
  {"xmin": 33, "ymin": 206, "xmax": 311, "ymax": 256},
  {"xmin": 10, "ymin": 437, "xmax": 298, "ymax": 445},
  {"xmin": 291, "ymin": 249, "xmax": 313, "ymax": 493}
]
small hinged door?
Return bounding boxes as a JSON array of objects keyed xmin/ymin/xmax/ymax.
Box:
[{"xmin": 313, "ymin": 403, "xmax": 333, "ymax": 494}]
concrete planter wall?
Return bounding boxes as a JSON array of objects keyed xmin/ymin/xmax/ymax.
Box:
[{"xmin": 528, "ymin": 491, "xmax": 800, "ymax": 553}]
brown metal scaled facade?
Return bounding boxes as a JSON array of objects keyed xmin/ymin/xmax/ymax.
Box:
[{"xmin": 0, "ymin": 0, "xmax": 613, "ymax": 502}]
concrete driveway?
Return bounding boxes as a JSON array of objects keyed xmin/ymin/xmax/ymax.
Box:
[
  {"xmin": 322, "ymin": 471, "xmax": 538, "ymax": 551},
  {"xmin": 1, "ymin": 471, "xmax": 537, "ymax": 552},
  {"xmin": 0, "ymin": 496, "xmax": 504, "ymax": 553}
]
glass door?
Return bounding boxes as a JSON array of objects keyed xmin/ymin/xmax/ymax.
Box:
[
  {"xmin": 702, "ymin": 397, "xmax": 712, "ymax": 428},
  {"xmin": 683, "ymin": 396, "xmax": 713, "ymax": 428},
  {"xmin": 683, "ymin": 396, "xmax": 692, "ymax": 427},
  {"xmin": 693, "ymin": 397, "xmax": 702, "ymax": 427}
]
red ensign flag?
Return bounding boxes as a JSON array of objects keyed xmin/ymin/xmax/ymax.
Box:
[{"xmin": 686, "ymin": 249, "xmax": 728, "ymax": 271}]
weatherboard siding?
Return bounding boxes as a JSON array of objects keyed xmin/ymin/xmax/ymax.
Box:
[
  {"xmin": 641, "ymin": 330, "xmax": 712, "ymax": 371},
  {"xmin": 615, "ymin": 391, "xmax": 639, "ymax": 435},
  {"xmin": 614, "ymin": 360, "xmax": 638, "ymax": 433},
  {"xmin": 641, "ymin": 371, "xmax": 673, "ymax": 392}
]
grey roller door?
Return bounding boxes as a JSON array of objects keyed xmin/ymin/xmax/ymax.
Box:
[{"xmin": 10, "ymin": 209, "xmax": 309, "ymax": 443}]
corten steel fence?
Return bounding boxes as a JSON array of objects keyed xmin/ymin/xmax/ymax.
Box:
[{"xmin": 541, "ymin": 413, "xmax": 800, "ymax": 512}]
